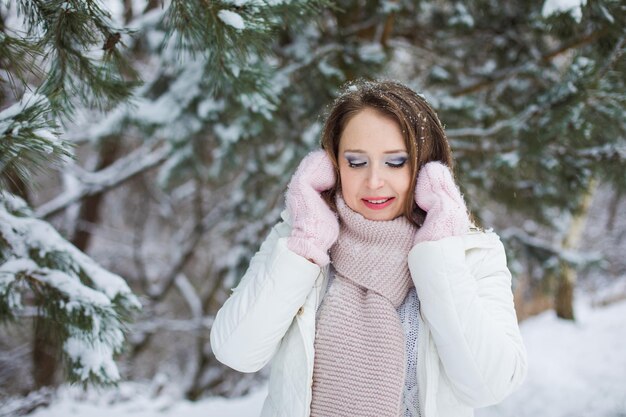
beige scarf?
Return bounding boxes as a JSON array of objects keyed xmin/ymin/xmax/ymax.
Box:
[{"xmin": 310, "ymin": 194, "xmax": 418, "ymax": 417}]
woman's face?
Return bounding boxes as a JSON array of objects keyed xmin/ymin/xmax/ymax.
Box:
[{"xmin": 338, "ymin": 107, "xmax": 412, "ymax": 221}]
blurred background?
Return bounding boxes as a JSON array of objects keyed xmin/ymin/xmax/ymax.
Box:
[{"xmin": 1, "ymin": 0, "xmax": 625, "ymax": 416}]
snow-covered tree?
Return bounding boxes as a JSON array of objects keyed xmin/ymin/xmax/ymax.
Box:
[
  {"xmin": 0, "ymin": 191, "xmax": 140, "ymax": 385},
  {"xmin": 0, "ymin": 0, "xmax": 340, "ymax": 397},
  {"xmin": 380, "ymin": 0, "xmax": 626, "ymax": 320}
]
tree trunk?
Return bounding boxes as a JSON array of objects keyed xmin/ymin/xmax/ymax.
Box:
[
  {"xmin": 5, "ymin": 173, "xmax": 60, "ymax": 389},
  {"xmin": 555, "ymin": 178, "xmax": 597, "ymax": 320},
  {"xmin": 123, "ymin": 0, "xmax": 134, "ymax": 24},
  {"xmin": 555, "ymin": 260, "xmax": 576, "ymax": 320},
  {"xmin": 32, "ymin": 317, "xmax": 60, "ymax": 388},
  {"xmin": 70, "ymin": 138, "xmax": 120, "ymax": 252}
]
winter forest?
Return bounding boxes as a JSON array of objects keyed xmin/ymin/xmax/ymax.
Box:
[{"xmin": 1, "ymin": 0, "xmax": 625, "ymax": 416}]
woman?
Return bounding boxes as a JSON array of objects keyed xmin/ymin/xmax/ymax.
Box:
[{"xmin": 210, "ymin": 79, "xmax": 527, "ymax": 417}]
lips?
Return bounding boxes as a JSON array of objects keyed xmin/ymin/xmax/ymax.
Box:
[{"xmin": 361, "ymin": 197, "xmax": 395, "ymax": 210}]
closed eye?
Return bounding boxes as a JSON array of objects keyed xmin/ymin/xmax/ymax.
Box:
[
  {"xmin": 386, "ymin": 160, "xmax": 406, "ymax": 168},
  {"xmin": 348, "ymin": 161, "xmax": 367, "ymax": 168},
  {"xmin": 386, "ymin": 157, "xmax": 407, "ymax": 168}
]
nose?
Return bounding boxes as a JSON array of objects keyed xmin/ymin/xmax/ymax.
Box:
[{"xmin": 366, "ymin": 166, "xmax": 385, "ymax": 189}]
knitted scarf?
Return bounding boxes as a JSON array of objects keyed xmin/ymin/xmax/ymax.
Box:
[{"xmin": 310, "ymin": 194, "xmax": 418, "ymax": 417}]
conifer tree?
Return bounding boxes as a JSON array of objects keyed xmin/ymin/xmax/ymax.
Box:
[
  {"xmin": 381, "ymin": 0, "xmax": 625, "ymax": 319},
  {"xmin": 0, "ymin": 0, "xmax": 336, "ymax": 393},
  {"xmin": 0, "ymin": 0, "xmax": 142, "ymax": 386}
]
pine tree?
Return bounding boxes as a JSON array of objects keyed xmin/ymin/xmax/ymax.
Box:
[
  {"xmin": 381, "ymin": 0, "xmax": 626, "ymax": 320},
  {"xmin": 1, "ymin": 0, "xmax": 341, "ymax": 394}
]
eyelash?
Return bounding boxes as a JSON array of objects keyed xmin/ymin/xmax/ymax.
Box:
[{"xmin": 347, "ymin": 160, "xmax": 407, "ymax": 168}]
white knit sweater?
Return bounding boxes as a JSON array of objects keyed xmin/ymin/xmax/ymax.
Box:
[{"xmin": 318, "ymin": 269, "xmax": 421, "ymax": 417}]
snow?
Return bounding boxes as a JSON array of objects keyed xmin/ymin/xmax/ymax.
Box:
[
  {"xmin": 134, "ymin": 61, "xmax": 205, "ymax": 126},
  {"xmin": 25, "ymin": 382, "xmax": 268, "ymax": 417},
  {"xmin": 449, "ymin": 3, "xmax": 474, "ymax": 27},
  {"xmin": 318, "ymin": 59, "xmax": 345, "ymax": 79},
  {"xmin": 9, "ymin": 262, "xmax": 89, "ymax": 310},
  {"xmin": 197, "ymin": 97, "xmax": 225, "ymax": 119},
  {"xmin": 218, "ymin": 10, "xmax": 245, "ymax": 30},
  {"xmin": 64, "ymin": 334, "xmax": 122, "ymax": 382},
  {"xmin": 358, "ymin": 42, "xmax": 386, "ymax": 63},
  {"xmin": 381, "ymin": 0, "xmax": 402, "ymax": 13},
  {"xmin": 18, "ymin": 295, "xmax": 626, "ymax": 417},
  {"xmin": 542, "ymin": 0, "xmax": 587, "ymax": 22},
  {"xmin": 302, "ymin": 122, "xmax": 322, "ymax": 146},
  {"xmin": 214, "ymin": 123, "xmax": 242, "ymax": 144},
  {"xmin": 239, "ymin": 92, "xmax": 276, "ymax": 120},
  {"xmin": 477, "ymin": 296, "xmax": 626, "ymax": 417},
  {"xmin": 0, "ymin": 193, "xmax": 140, "ymax": 384},
  {"xmin": 1, "ymin": 205, "xmax": 138, "ymax": 305},
  {"xmin": 0, "ymin": 93, "xmax": 58, "ymax": 147}
]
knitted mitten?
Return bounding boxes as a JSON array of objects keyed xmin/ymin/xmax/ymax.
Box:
[
  {"xmin": 413, "ymin": 161, "xmax": 470, "ymax": 244},
  {"xmin": 286, "ymin": 150, "xmax": 339, "ymax": 266}
]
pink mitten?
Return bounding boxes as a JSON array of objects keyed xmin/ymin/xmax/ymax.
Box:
[
  {"xmin": 286, "ymin": 150, "xmax": 339, "ymax": 266},
  {"xmin": 413, "ymin": 161, "xmax": 470, "ymax": 244}
]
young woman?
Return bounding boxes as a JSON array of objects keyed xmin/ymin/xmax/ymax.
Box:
[{"xmin": 210, "ymin": 79, "xmax": 527, "ymax": 417}]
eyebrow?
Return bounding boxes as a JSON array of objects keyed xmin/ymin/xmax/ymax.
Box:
[{"xmin": 343, "ymin": 149, "xmax": 408, "ymax": 154}]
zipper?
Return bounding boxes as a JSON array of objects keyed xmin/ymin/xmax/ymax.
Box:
[
  {"xmin": 417, "ymin": 308, "xmax": 438, "ymax": 417},
  {"xmin": 415, "ymin": 306, "xmax": 422, "ymax": 417},
  {"xmin": 295, "ymin": 311, "xmax": 313, "ymax": 417},
  {"xmin": 301, "ymin": 269, "xmax": 324, "ymax": 417},
  {"xmin": 416, "ymin": 310, "xmax": 427, "ymax": 417}
]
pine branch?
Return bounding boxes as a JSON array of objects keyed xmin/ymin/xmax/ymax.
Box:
[
  {"xmin": 451, "ymin": 28, "xmax": 609, "ymax": 97},
  {"xmin": 13, "ymin": 0, "xmax": 139, "ymax": 113},
  {"xmin": 0, "ymin": 193, "xmax": 141, "ymax": 385},
  {"xmin": 0, "ymin": 31, "xmax": 44, "ymax": 94},
  {"xmin": 0, "ymin": 93, "xmax": 73, "ymax": 191}
]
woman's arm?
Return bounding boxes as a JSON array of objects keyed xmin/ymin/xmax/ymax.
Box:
[
  {"xmin": 211, "ymin": 150, "xmax": 337, "ymax": 373},
  {"xmin": 209, "ymin": 216, "xmax": 320, "ymax": 373},
  {"xmin": 408, "ymin": 232, "xmax": 528, "ymax": 408}
]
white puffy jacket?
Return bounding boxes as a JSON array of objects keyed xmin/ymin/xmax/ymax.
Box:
[{"xmin": 210, "ymin": 210, "xmax": 527, "ymax": 417}]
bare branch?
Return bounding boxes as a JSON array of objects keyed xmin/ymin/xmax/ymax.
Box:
[
  {"xmin": 36, "ymin": 144, "xmax": 171, "ymax": 219},
  {"xmin": 146, "ymin": 174, "xmax": 241, "ymax": 301},
  {"xmin": 175, "ymin": 273, "xmax": 203, "ymax": 319},
  {"xmin": 130, "ymin": 316, "xmax": 214, "ymax": 334},
  {"xmin": 500, "ymin": 226, "xmax": 602, "ymax": 266}
]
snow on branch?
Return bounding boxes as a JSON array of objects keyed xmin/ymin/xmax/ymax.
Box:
[
  {"xmin": 36, "ymin": 143, "xmax": 171, "ymax": 219},
  {"xmin": 447, "ymin": 105, "xmax": 540, "ymax": 140},
  {"xmin": 575, "ymin": 144, "xmax": 626, "ymax": 162},
  {"xmin": 500, "ymin": 226, "xmax": 602, "ymax": 267},
  {"xmin": 0, "ymin": 92, "xmax": 72, "ymax": 188},
  {"xmin": 0, "ymin": 192, "xmax": 141, "ymax": 385}
]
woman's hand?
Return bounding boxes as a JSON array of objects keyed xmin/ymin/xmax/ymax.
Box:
[
  {"xmin": 285, "ymin": 150, "xmax": 339, "ymax": 266},
  {"xmin": 413, "ymin": 161, "xmax": 470, "ymax": 244}
]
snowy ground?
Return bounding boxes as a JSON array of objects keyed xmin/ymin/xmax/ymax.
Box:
[{"xmin": 5, "ymin": 296, "xmax": 626, "ymax": 417}]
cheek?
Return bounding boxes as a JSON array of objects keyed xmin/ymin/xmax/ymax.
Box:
[
  {"xmin": 338, "ymin": 167, "xmax": 360, "ymax": 196},
  {"xmin": 338, "ymin": 167, "xmax": 352, "ymax": 190},
  {"xmin": 396, "ymin": 170, "xmax": 412, "ymax": 199}
]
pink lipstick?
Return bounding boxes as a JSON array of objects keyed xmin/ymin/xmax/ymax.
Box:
[{"xmin": 361, "ymin": 197, "xmax": 395, "ymax": 210}]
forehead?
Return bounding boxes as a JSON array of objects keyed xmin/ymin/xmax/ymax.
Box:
[{"xmin": 339, "ymin": 108, "xmax": 406, "ymax": 153}]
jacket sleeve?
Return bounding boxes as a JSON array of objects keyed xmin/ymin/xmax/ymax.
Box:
[
  {"xmin": 209, "ymin": 216, "xmax": 321, "ymax": 373},
  {"xmin": 408, "ymin": 233, "xmax": 528, "ymax": 408}
]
